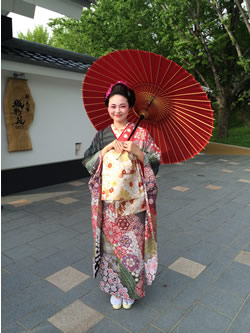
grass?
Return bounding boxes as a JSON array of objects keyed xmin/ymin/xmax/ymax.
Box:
[{"xmin": 210, "ymin": 126, "xmax": 250, "ymax": 148}]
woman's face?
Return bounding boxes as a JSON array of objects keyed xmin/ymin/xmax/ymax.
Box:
[{"xmin": 108, "ymin": 94, "xmax": 129, "ymax": 125}]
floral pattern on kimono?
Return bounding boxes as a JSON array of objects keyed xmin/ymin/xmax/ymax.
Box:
[{"xmin": 82, "ymin": 123, "xmax": 161, "ymax": 297}]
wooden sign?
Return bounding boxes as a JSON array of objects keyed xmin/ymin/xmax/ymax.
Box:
[{"xmin": 4, "ymin": 78, "xmax": 35, "ymax": 152}]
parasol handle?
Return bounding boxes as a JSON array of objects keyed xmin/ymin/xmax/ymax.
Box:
[{"xmin": 116, "ymin": 114, "xmax": 145, "ymax": 160}]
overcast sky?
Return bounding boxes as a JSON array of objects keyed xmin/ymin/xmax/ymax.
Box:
[{"xmin": 8, "ymin": 6, "xmax": 64, "ymax": 37}]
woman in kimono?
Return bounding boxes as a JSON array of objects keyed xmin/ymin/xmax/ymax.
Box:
[{"xmin": 82, "ymin": 82, "xmax": 161, "ymax": 310}]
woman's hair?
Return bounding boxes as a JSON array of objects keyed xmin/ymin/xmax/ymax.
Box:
[{"xmin": 104, "ymin": 82, "xmax": 136, "ymax": 108}]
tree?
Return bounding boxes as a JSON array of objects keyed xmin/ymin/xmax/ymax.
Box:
[
  {"xmin": 48, "ymin": 0, "xmax": 250, "ymax": 137},
  {"xmin": 18, "ymin": 25, "xmax": 52, "ymax": 45}
]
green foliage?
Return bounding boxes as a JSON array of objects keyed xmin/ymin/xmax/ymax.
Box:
[
  {"xmin": 211, "ymin": 127, "xmax": 250, "ymax": 147},
  {"xmin": 17, "ymin": 25, "xmax": 51, "ymax": 45},
  {"xmin": 19, "ymin": 0, "xmax": 250, "ymax": 139},
  {"xmin": 48, "ymin": 0, "xmax": 249, "ymax": 92}
]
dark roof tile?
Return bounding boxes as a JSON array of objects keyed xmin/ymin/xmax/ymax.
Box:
[{"xmin": 2, "ymin": 38, "xmax": 97, "ymax": 74}]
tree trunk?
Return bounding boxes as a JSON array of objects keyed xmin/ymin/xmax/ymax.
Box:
[{"xmin": 216, "ymin": 95, "xmax": 230, "ymax": 138}]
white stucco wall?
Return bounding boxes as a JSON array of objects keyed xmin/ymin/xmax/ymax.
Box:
[{"xmin": 1, "ymin": 60, "xmax": 97, "ymax": 170}]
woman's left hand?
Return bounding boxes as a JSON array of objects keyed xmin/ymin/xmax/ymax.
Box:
[{"xmin": 123, "ymin": 141, "xmax": 144, "ymax": 162}]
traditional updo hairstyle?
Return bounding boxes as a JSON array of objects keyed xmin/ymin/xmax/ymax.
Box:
[{"xmin": 104, "ymin": 81, "xmax": 136, "ymax": 108}]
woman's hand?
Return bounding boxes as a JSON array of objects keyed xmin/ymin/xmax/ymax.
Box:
[
  {"xmin": 123, "ymin": 141, "xmax": 144, "ymax": 163},
  {"xmin": 101, "ymin": 140, "xmax": 123, "ymax": 157}
]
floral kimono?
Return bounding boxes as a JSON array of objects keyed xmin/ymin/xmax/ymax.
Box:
[{"xmin": 82, "ymin": 122, "xmax": 161, "ymax": 300}]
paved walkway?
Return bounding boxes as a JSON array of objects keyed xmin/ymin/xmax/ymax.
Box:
[{"xmin": 2, "ymin": 149, "xmax": 250, "ymax": 332}]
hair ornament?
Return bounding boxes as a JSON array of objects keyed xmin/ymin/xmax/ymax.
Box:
[{"xmin": 105, "ymin": 80, "xmax": 128, "ymax": 99}]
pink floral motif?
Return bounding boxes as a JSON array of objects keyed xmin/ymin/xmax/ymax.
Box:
[
  {"xmin": 114, "ymin": 246, "xmax": 126, "ymax": 259},
  {"xmin": 116, "ymin": 216, "xmax": 131, "ymax": 231},
  {"xmin": 103, "ymin": 221, "xmax": 122, "ymax": 244},
  {"xmin": 135, "ymin": 280, "xmax": 145, "ymax": 297},
  {"xmin": 122, "ymin": 254, "xmax": 139, "ymax": 272},
  {"xmin": 145, "ymin": 256, "xmax": 158, "ymax": 283},
  {"xmin": 131, "ymin": 219, "xmax": 144, "ymax": 236},
  {"xmin": 120, "ymin": 235, "xmax": 132, "ymax": 248},
  {"xmin": 133, "ymin": 127, "xmax": 146, "ymax": 141}
]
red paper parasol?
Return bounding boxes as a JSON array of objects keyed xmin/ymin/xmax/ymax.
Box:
[{"xmin": 82, "ymin": 49, "xmax": 213, "ymax": 164}]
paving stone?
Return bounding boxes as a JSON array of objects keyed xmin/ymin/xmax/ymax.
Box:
[
  {"xmin": 7, "ymin": 199, "xmax": 32, "ymax": 206},
  {"xmin": 185, "ymin": 240, "xmax": 227, "ymax": 266},
  {"xmin": 205, "ymin": 185, "xmax": 222, "ymax": 190},
  {"xmin": 168, "ymin": 257, "xmax": 206, "ymax": 279},
  {"xmin": 28, "ymin": 228, "xmax": 79, "ymax": 250},
  {"xmin": 68, "ymin": 181, "xmax": 86, "ymax": 186},
  {"xmin": 2, "ymin": 269, "xmax": 41, "ymax": 296},
  {"xmin": 237, "ymin": 178, "xmax": 250, "ymax": 183},
  {"xmin": 191, "ymin": 215, "xmax": 224, "ymax": 232},
  {"xmin": 199, "ymin": 286, "xmax": 243, "ymax": 318},
  {"xmin": 230, "ymin": 228, "xmax": 250, "ymax": 250},
  {"xmin": 18, "ymin": 303, "xmax": 61, "ymax": 330},
  {"xmin": 52, "ymin": 278, "xmax": 98, "ymax": 308},
  {"xmin": 168, "ymin": 230, "xmax": 203, "ymax": 251},
  {"xmin": 30, "ymin": 320, "xmax": 62, "ymax": 332},
  {"xmin": 48, "ymin": 299, "xmax": 104, "ymax": 333},
  {"xmin": 173, "ymin": 287, "xmax": 204, "ymax": 310},
  {"xmin": 72, "ymin": 255, "xmax": 94, "ymax": 276},
  {"xmin": 54, "ymin": 237, "xmax": 89, "ymax": 252},
  {"xmin": 1, "ymin": 219, "xmax": 35, "ymax": 233},
  {"xmin": 158, "ymin": 243, "xmax": 186, "ymax": 268},
  {"xmin": 171, "ymin": 186, "xmax": 190, "ymax": 192},
  {"xmin": 228, "ymin": 162, "xmax": 240, "ymax": 165},
  {"xmin": 2, "ymin": 322, "xmax": 26, "ymax": 333},
  {"xmin": 233, "ymin": 250, "xmax": 250, "ymax": 266},
  {"xmin": 34, "ymin": 222, "xmax": 66, "ymax": 234},
  {"xmin": 104, "ymin": 301, "xmax": 159, "ymax": 333},
  {"xmin": 172, "ymin": 304, "xmax": 231, "ymax": 333},
  {"xmin": 29, "ymin": 246, "xmax": 85, "ymax": 277},
  {"xmin": 69, "ymin": 221, "xmax": 92, "ymax": 234},
  {"xmin": 1, "ymin": 208, "xmax": 30, "ymax": 220},
  {"xmin": 2, "ymin": 280, "xmax": 64, "ymax": 329},
  {"xmin": 79, "ymin": 287, "xmax": 117, "ymax": 316},
  {"xmin": 87, "ymin": 317, "xmax": 130, "ymax": 333},
  {"xmin": 2, "ymin": 254, "xmax": 15, "ymax": 267},
  {"xmin": 151, "ymin": 303, "xmax": 186, "ymax": 332},
  {"xmin": 31, "ymin": 247, "xmax": 60, "ymax": 260},
  {"xmin": 154, "ymin": 269, "xmax": 192, "ymax": 301},
  {"xmin": 191, "ymin": 253, "xmax": 238, "ymax": 288},
  {"xmin": 156, "ymin": 227, "xmax": 178, "ymax": 245},
  {"xmin": 4, "ymin": 257, "xmax": 37, "ymax": 274},
  {"xmin": 55, "ymin": 197, "xmax": 80, "ymax": 204},
  {"xmin": 2, "ymin": 228, "xmax": 46, "ymax": 251},
  {"xmin": 58, "ymin": 213, "xmax": 89, "ymax": 226},
  {"xmin": 3, "ymin": 222, "xmax": 42, "ymax": 237},
  {"xmin": 226, "ymin": 300, "xmax": 250, "ymax": 333},
  {"xmin": 210, "ymin": 201, "xmax": 244, "ymax": 220},
  {"xmin": 139, "ymin": 280, "xmax": 172, "ymax": 311},
  {"xmin": 213, "ymin": 262, "xmax": 250, "ymax": 299},
  {"xmin": 204, "ymin": 222, "xmax": 244, "ymax": 246},
  {"xmin": 143, "ymin": 325, "xmax": 165, "ymax": 332},
  {"xmin": 4, "ymin": 244, "xmax": 40, "ymax": 261},
  {"xmin": 45, "ymin": 266, "xmax": 89, "ymax": 292}
]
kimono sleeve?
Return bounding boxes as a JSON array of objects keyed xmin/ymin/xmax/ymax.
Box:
[
  {"xmin": 142, "ymin": 131, "xmax": 161, "ymax": 176},
  {"xmin": 82, "ymin": 130, "xmax": 103, "ymax": 175}
]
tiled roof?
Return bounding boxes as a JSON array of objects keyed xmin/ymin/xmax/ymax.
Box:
[{"xmin": 2, "ymin": 38, "xmax": 97, "ymax": 74}]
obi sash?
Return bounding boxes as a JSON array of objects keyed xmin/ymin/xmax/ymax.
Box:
[{"xmin": 101, "ymin": 123, "xmax": 145, "ymax": 216}]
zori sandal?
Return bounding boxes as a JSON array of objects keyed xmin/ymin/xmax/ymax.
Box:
[
  {"xmin": 122, "ymin": 299, "xmax": 135, "ymax": 310},
  {"xmin": 110, "ymin": 295, "xmax": 122, "ymax": 310}
]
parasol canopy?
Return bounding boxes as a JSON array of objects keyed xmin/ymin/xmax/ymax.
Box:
[{"xmin": 82, "ymin": 49, "xmax": 213, "ymax": 164}]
